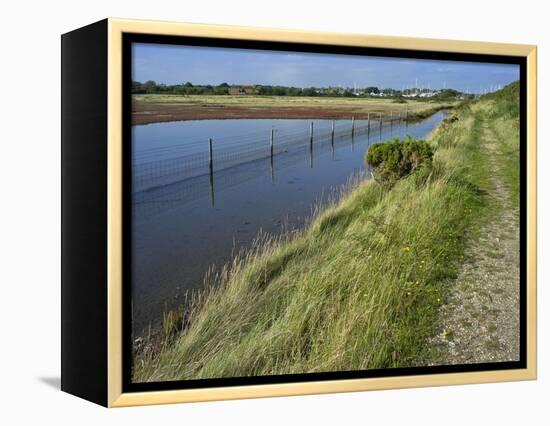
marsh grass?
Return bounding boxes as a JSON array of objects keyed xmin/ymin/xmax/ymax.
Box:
[
  {"xmin": 486, "ymin": 93, "xmax": 520, "ymax": 206},
  {"xmin": 133, "ymin": 94, "xmax": 455, "ymax": 116}
]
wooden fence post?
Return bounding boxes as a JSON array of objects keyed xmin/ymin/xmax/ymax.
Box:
[
  {"xmin": 269, "ymin": 127, "xmax": 275, "ymax": 182},
  {"xmin": 208, "ymin": 137, "xmax": 213, "ymax": 173},
  {"xmin": 309, "ymin": 121, "xmax": 314, "ymax": 168},
  {"xmin": 270, "ymin": 127, "xmax": 274, "ymax": 158},
  {"xmin": 208, "ymin": 137, "xmax": 215, "ymax": 207},
  {"xmin": 367, "ymin": 112, "xmax": 371, "ymax": 144},
  {"xmin": 331, "ymin": 120, "xmax": 335, "ymax": 158}
]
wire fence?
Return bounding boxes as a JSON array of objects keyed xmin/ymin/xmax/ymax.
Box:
[
  {"xmin": 133, "ymin": 113, "xmax": 406, "ymax": 194},
  {"xmin": 132, "ymin": 132, "xmax": 376, "ymax": 220}
]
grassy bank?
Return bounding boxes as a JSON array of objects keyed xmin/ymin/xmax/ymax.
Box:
[
  {"xmin": 132, "ymin": 94, "xmax": 456, "ymax": 124},
  {"xmin": 134, "ymin": 84, "xmax": 518, "ymax": 382},
  {"xmin": 485, "ymin": 84, "xmax": 520, "ymax": 206}
]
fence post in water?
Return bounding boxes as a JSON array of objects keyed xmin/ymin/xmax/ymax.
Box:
[
  {"xmin": 390, "ymin": 110, "xmax": 393, "ymax": 136},
  {"xmin": 208, "ymin": 137, "xmax": 213, "ymax": 173},
  {"xmin": 270, "ymin": 127, "xmax": 274, "ymax": 158},
  {"xmin": 379, "ymin": 112, "xmax": 383, "ymax": 140},
  {"xmin": 367, "ymin": 112, "xmax": 371, "ymax": 144},
  {"xmin": 331, "ymin": 120, "xmax": 335, "ymax": 159},
  {"xmin": 309, "ymin": 121, "xmax": 314, "ymax": 168},
  {"xmin": 405, "ymin": 107, "xmax": 409, "ymax": 127},
  {"xmin": 351, "ymin": 116, "xmax": 355, "ymax": 151},
  {"xmin": 208, "ymin": 137, "xmax": 215, "ymax": 207},
  {"xmin": 269, "ymin": 127, "xmax": 275, "ymax": 183}
]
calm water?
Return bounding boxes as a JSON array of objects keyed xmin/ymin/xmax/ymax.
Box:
[{"xmin": 131, "ymin": 112, "xmax": 446, "ymax": 334}]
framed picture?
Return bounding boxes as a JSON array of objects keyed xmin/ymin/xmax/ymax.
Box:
[{"xmin": 61, "ymin": 18, "xmax": 537, "ymax": 407}]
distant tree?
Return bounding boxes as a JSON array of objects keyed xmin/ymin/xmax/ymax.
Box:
[
  {"xmin": 258, "ymin": 86, "xmax": 273, "ymax": 95},
  {"xmin": 302, "ymin": 87, "xmax": 318, "ymax": 97},
  {"xmin": 219, "ymin": 82, "xmax": 229, "ymax": 87},
  {"xmin": 184, "ymin": 81, "xmax": 193, "ymax": 87},
  {"xmin": 213, "ymin": 86, "xmax": 229, "ymax": 95},
  {"xmin": 143, "ymin": 80, "xmax": 158, "ymax": 93},
  {"xmin": 438, "ymin": 89, "xmax": 461, "ymax": 99},
  {"xmin": 131, "ymin": 81, "xmax": 146, "ymax": 94},
  {"xmin": 271, "ymin": 86, "xmax": 286, "ymax": 96},
  {"xmin": 286, "ymin": 87, "xmax": 302, "ymax": 96}
]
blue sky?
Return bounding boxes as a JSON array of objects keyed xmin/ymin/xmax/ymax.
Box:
[{"xmin": 132, "ymin": 43, "xmax": 519, "ymax": 94}]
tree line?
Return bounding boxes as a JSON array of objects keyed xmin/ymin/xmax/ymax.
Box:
[{"xmin": 132, "ymin": 80, "xmax": 465, "ymax": 99}]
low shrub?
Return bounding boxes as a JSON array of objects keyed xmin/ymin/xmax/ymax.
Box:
[
  {"xmin": 365, "ymin": 136, "xmax": 433, "ymax": 188},
  {"xmin": 443, "ymin": 115, "xmax": 459, "ymax": 125}
]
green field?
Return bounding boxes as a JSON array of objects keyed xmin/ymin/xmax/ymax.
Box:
[
  {"xmin": 132, "ymin": 94, "xmax": 458, "ymax": 124},
  {"xmin": 133, "ymin": 83, "xmax": 519, "ymax": 381},
  {"xmin": 135, "ymin": 93, "xmax": 453, "ymax": 110}
]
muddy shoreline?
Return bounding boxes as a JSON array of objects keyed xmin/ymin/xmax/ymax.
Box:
[{"xmin": 132, "ymin": 103, "xmax": 448, "ymax": 125}]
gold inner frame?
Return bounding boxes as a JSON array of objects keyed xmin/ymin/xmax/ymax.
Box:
[{"xmin": 106, "ymin": 18, "xmax": 537, "ymax": 407}]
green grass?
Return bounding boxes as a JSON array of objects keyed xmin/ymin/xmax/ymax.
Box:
[
  {"xmin": 478, "ymin": 81, "xmax": 520, "ymax": 206},
  {"xmin": 133, "ymin": 93, "xmax": 455, "ymax": 115},
  {"xmin": 489, "ymin": 123, "xmax": 520, "ymax": 206},
  {"xmin": 133, "ymin": 86, "xmax": 518, "ymax": 382}
]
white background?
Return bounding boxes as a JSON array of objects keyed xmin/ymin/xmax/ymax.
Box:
[{"xmin": 0, "ymin": 0, "xmax": 547, "ymax": 423}]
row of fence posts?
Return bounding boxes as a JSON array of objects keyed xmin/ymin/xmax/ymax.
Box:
[{"xmin": 206, "ymin": 108, "xmax": 409, "ymax": 206}]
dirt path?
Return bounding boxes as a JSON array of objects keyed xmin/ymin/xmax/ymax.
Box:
[{"xmin": 429, "ymin": 119, "xmax": 520, "ymax": 365}]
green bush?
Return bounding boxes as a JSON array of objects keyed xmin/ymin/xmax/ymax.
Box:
[{"xmin": 366, "ymin": 136, "xmax": 433, "ymax": 188}]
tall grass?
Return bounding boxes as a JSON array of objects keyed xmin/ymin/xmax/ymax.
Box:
[
  {"xmin": 134, "ymin": 86, "xmax": 518, "ymax": 382},
  {"xmin": 485, "ymin": 82, "xmax": 520, "ymax": 206}
]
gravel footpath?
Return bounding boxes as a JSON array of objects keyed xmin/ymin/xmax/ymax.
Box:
[{"xmin": 428, "ymin": 121, "xmax": 520, "ymax": 365}]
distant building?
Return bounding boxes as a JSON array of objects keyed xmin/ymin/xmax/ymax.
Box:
[
  {"xmin": 228, "ymin": 86, "xmax": 257, "ymax": 95},
  {"xmin": 403, "ymin": 90, "xmax": 440, "ymax": 98}
]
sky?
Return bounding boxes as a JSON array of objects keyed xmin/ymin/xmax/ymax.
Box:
[{"xmin": 132, "ymin": 43, "xmax": 519, "ymax": 94}]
